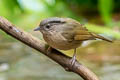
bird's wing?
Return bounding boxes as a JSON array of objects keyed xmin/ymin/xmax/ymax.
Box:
[
  {"xmin": 74, "ymin": 25, "xmax": 112, "ymax": 42},
  {"xmin": 62, "ymin": 23, "xmax": 112, "ymax": 42},
  {"xmin": 62, "ymin": 26, "xmax": 95, "ymax": 42}
]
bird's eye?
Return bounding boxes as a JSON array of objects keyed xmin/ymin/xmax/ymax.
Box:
[
  {"xmin": 46, "ymin": 25, "xmax": 50, "ymax": 29},
  {"xmin": 45, "ymin": 24, "xmax": 50, "ymax": 29}
]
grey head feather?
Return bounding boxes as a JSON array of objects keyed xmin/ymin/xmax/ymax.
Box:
[{"xmin": 40, "ymin": 17, "xmax": 66, "ymax": 26}]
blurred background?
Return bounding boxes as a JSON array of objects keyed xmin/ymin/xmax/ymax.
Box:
[{"xmin": 0, "ymin": 0, "xmax": 120, "ymax": 80}]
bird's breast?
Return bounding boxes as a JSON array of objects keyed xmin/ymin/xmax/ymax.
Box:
[{"xmin": 43, "ymin": 31, "xmax": 81, "ymax": 50}]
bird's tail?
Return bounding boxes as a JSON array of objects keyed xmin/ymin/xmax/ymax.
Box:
[{"xmin": 91, "ymin": 33, "xmax": 113, "ymax": 42}]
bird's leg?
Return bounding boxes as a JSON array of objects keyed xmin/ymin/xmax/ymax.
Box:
[
  {"xmin": 46, "ymin": 46, "xmax": 53, "ymax": 54},
  {"xmin": 70, "ymin": 48, "xmax": 77, "ymax": 66}
]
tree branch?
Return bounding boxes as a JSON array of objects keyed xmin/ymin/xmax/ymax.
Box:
[{"xmin": 0, "ymin": 16, "xmax": 99, "ymax": 80}]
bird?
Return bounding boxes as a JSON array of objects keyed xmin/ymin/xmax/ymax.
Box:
[{"xmin": 34, "ymin": 17, "xmax": 112, "ymax": 65}]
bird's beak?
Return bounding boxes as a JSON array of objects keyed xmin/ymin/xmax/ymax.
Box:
[{"xmin": 34, "ymin": 27, "xmax": 40, "ymax": 31}]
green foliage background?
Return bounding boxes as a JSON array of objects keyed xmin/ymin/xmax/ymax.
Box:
[{"xmin": 0, "ymin": 0, "xmax": 120, "ymax": 40}]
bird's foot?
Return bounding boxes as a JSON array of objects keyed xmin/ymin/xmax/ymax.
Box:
[
  {"xmin": 46, "ymin": 46, "xmax": 53, "ymax": 55},
  {"xmin": 70, "ymin": 48, "xmax": 77, "ymax": 68},
  {"xmin": 70, "ymin": 54, "xmax": 76, "ymax": 67}
]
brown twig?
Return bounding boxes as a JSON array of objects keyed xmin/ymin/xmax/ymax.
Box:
[{"xmin": 0, "ymin": 16, "xmax": 99, "ymax": 80}]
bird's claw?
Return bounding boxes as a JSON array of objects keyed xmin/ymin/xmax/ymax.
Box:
[
  {"xmin": 46, "ymin": 46, "xmax": 53, "ymax": 55},
  {"xmin": 70, "ymin": 55, "xmax": 76, "ymax": 67}
]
